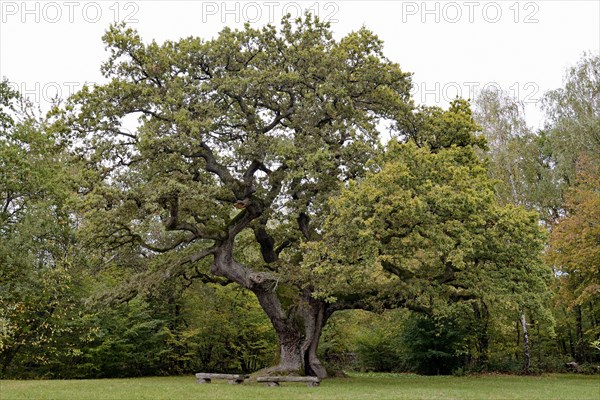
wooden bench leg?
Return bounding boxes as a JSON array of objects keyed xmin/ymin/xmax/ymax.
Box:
[{"xmin": 197, "ymin": 378, "xmax": 211, "ymax": 384}]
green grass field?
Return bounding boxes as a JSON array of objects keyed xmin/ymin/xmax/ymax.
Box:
[{"xmin": 1, "ymin": 373, "xmax": 598, "ymax": 400}]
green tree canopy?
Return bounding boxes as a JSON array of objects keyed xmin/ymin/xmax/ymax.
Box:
[{"xmin": 307, "ymin": 123, "xmax": 550, "ymax": 317}]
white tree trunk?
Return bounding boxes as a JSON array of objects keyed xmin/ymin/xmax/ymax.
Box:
[{"xmin": 520, "ymin": 312, "xmax": 531, "ymax": 373}]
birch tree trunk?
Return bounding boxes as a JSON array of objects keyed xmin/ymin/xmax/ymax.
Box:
[{"xmin": 520, "ymin": 312, "xmax": 531, "ymax": 374}]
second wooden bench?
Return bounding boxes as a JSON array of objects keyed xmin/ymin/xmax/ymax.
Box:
[
  {"xmin": 256, "ymin": 376, "xmax": 320, "ymax": 387},
  {"xmin": 195, "ymin": 373, "xmax": 249, "ymax": 384}
]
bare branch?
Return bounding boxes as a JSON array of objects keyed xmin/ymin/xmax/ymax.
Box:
[
  {"xmin": 180, "ymin": 246, "xmax": 217, "ymax": 266},
  {"xmin": 187, "ymin": 142, "xmax": 236, "ymax": 188}
]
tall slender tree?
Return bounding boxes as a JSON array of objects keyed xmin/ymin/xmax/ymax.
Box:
[{"xmin": 0, "ymin": 80, "xmax": 77, "ymax": 375}]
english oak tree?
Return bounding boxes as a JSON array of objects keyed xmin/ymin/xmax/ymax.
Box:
[{"xmin": 59, "ymin": 17, "xmax": 411, "ymax": 377}]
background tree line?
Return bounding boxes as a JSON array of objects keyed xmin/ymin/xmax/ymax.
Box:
[{"xmin": 0, "ymin": 19, "xmax": 598, "ymax": 378}]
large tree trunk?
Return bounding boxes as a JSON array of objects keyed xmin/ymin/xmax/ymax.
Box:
[
  {"xmin": 211, "ymin": 236, "xmax": 330, "ymax": 378},
  {"xmin": 253, "ymin": 287, "xmax": 329, "ymax": 378}
]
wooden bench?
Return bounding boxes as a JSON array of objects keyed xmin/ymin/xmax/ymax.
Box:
[
  {"xmin": 195, "ymin": 373, "xmax": 249, "ymax": 384},
  {"xmin": 257, "ymin": 376, "xmax": 320, "ymax": 387}
]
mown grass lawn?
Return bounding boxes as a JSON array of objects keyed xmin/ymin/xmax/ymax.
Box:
[{"xmin": 1, "ymin": 373, "xmax": 598, "ymax": 400}]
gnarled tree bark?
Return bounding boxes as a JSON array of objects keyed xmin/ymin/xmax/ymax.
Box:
[
  {"xmin": 211, "ymin": 236, "xmax": 330, "ymax": 378},
  {"xmin": 255, "ymin": 290, "xmax": 328, "ymax": 378}
]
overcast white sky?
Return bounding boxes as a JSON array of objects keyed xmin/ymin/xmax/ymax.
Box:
[{"xmin": 1, "ymin": 0, "xmax": 599, "ymax": 128}]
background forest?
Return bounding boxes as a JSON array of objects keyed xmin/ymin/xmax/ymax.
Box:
[{"xmin": 0, "ymin": 20, "xmax": 598, "ymax": 379}]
